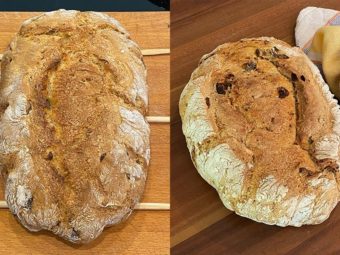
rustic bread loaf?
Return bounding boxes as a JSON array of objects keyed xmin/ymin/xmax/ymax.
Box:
[
  {"xmin": 0, "ymin": 10, "xmax": 149, "ymax": 243},
  {"xmin": 180, "ymin": 37, "xmax": 340, "ymax": 226}
]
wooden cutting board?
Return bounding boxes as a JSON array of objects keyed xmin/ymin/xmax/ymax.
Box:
[
  {"xmin": 171, "ymin": 0, "xmax": 340, "ymax": 254},
  {"xmin": 0, "ymin": 11, "xmax": 169, "ymax": 255}
]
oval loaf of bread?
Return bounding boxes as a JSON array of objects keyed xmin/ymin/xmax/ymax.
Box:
[
  {"xmin": 0, "ymin": 10, "xmax": 149, "ymax": 243},
  {"xmin": 180, "ymin": 37, "xmax": 340, "ymax": 226}
]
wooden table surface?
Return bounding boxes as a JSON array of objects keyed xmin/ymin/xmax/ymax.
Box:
[
  {"xmin": 171, "ymin": 0, "xmax": 340, "ymax": 254},
  {"xmin": 0, "ymin": 11, "xmax": 170, "ymax": 255}
]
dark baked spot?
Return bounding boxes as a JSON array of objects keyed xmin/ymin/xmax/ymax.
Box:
[
  {"xmin": 271, "ymin": 117, "xmax": 275, "ymax": 123},
  {"xmin": 126, "ymin": 173, "xmax": 131, "ymax": 180},
  {"xmin": 205, "ymin": 97, "xmax": 210, "ymax": 107},
  {"xmin": 275, "ymin": 53, "xmax": 289, "ymax": 59},
  {"xmin": 46, "ymin": 28, "xmax": 57, "ymax": 35},
  {"xmin": 300, "ymin": 75, "xmax": 306, "ymax": 81},
  {"xmin": 25, "ymin": 197, "xmax": 33, "ymax": 210},
  {"xmin": 243, "ymin": 104, "xmax": 250, "ymax": 111},
  {"xmin": 242, "ymin": 61, "xmax": 257, "ymax": 71},
  {"xmin": 71, "ymin": 228, "xmax": 79, "ymax": 239},
  {"xmin": 47, "ymin": 58, "xmax": 61, "ymax": 71},
  {"xmin": 271, "ymin": 47, "xmax": 289, "ymax": 59},
  {"xmin": 317, "ymin": 158, "xmax": 339, "ymax": 172},
  {"xmin": 44, "ymin": 98, "xmax": 51, "ymax": 109},
  {"xmin": 326, "ymin": 166, "xmax": 339, "ymax": 173},
  {"xmin": 291, "ymin": 73, "xmax": 298, "ymax": 81},
  {"xmin": 225, "ymin": 73, "xmax": 235, "ymax": 81},
  {"xmin": 299, "ymin": 167, "xmax": 313, "ymax": 177},
  {"xmin": 225, "ymin": 82, "xmax": 232, "ymax": 90},
  {"xmin": 46, "ymin": 151, "xmax": 53, "ymax": 160},
  {"xmin": 277, "ymin": 87, "xmax": 289, "ymax": 98},
  {"xmin": 99, "ymin": 58, "xmax": 109, "ymax": 65},
  {"xmin": 255, "ymin": 49, "xmax": 260, "ymax": 57},
  {"xmin": 51, "ymin": 166, "xmax": 65, "ymax": 182},
  {"xmin": 271, "ymin": 51, "xmax": 289, "ymax": 59},
  {"xmin": 308, "ymin": 137, "xmax": 314, "ymax": 144},
  {"xmin": 26, "ymin": 101, "xmax": 32, "ymax": 114},
  {"xmin": 216, "ymin": 83, "xmax": 226, "ymax": 94},
  {"xmin": 100, "ymin": 153, "xmax": 106, "ymax": 162}
]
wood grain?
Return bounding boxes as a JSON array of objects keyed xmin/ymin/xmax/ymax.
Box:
[
  {"xmin": 173, "ymin": 205, "xmax": 340, "ymax": 255},
  {"xmin": 0, "ymin": 11, "xmax": 169, "ymax": 254},
  {"xmin": 170, "ymin": 0, "xmax": 340, "ymax": 254},
  {"xmin": 0, "ymin": 12, "xmax": 170, "ymax": 50},
  {"xmin": 0, "ymin": 210, "xmax": 169, "ymax": 255},
  {"xmin": 146, "ymin": 55, "xmax": 170, "ymax": 116}
]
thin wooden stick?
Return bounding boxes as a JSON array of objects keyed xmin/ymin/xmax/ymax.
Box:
[
  {"xmin": 135, "ymin": 203, "xmax": 170, "ymax": 210},
  {"xmin": 0, "ymin": 200, "xmax": 169, "ymax": 211},
  {"xmin": 0, "ymin": 201, "xmax": 7, "ymax": 208},
  {"xmin": 146, "ymin": 116, "xmax": 170, "ymax": 123},
  {"xmin": 141, "ymin": 48, "xmax": 170, "ymax": 56}
]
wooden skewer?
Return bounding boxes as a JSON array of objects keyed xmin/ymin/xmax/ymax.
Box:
[
  {"xmin": 146, "ymin": 116, "xmax": 170, "ymax": 123},
  {"xmin": 0, "ymin": 200, "xmax": 170, "ymax": 211},
  {"xmin": 0, "ymin": 201, "xmax": 6, "ymax": 208},
  {"xmin": 141, "ymin": 48, "xmax": 170, "ymax": 56},
  {"xmin": 134, "ymin": 203, "xmax": 170, "ymax": 210}
]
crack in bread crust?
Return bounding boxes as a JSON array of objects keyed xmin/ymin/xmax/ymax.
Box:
[
  {"xmin": 180, "ymin": 37, "xmax": 340, "ymax": 226},
  {"xmin": 0, "ymin": 10, "xmax": 149, "ymax": 243}
]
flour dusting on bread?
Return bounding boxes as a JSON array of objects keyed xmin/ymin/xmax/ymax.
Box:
[
  {"xmin": 180, "ymin": 37, "xmax": 340, "ymax": 226},
  {"xmin": 0, "ymin": 10, "xmax": 149, "ymax": 243}
]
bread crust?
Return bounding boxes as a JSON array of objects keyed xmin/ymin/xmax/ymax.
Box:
[
  {"xmin": 180, "ymin": 37, "xmax": 340, "ymax": 226},
  {"xmin": 0, "ymin": 10, "xmax": 150, "ymax": 243}
]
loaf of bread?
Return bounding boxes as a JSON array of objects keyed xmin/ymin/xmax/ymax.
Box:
[
  {"xmin": 180, "ymin": 37, "xmax": 340, "ymax": 226},
  {"xmin": 0, "ymin": 10, "xmax": 149, "ymax": 243}
]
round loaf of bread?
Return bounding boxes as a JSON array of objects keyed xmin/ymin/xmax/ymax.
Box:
[
  {"xmin": 0, "ymin": 10, "xmax": 149, "ymax": 243},
  {"xmin": 179, "ymin": 37, "xmax": 340, "ymax": 226}
]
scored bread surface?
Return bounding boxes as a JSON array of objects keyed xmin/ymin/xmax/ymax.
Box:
[
  {"xmin": 180, "ymin": 37, "xmax": 340, "ymax": 226},
  {"xmin": 0, "ymin": 10, "xmax": 149, "ymax": 243}
]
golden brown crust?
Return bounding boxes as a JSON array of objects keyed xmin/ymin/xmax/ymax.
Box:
[
  {"xmin": 205, "ymin": 39, "xmax": 335, "ymax": 195},
  {"xmin": 0, "ymin": 10, "xmax": 149, "ymax": 243}
]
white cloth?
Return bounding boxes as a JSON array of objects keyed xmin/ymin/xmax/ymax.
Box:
[
  {"xmin": 295, "ymin": 6, "xmax": 340, "ymax": 65},
  {"xmin": 295, "ymin": 6, "xmax": 339, "ymax": 54},
  {"xmin": 295, "ymin": 6, "xmax": 340, "ymax": 97}
]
